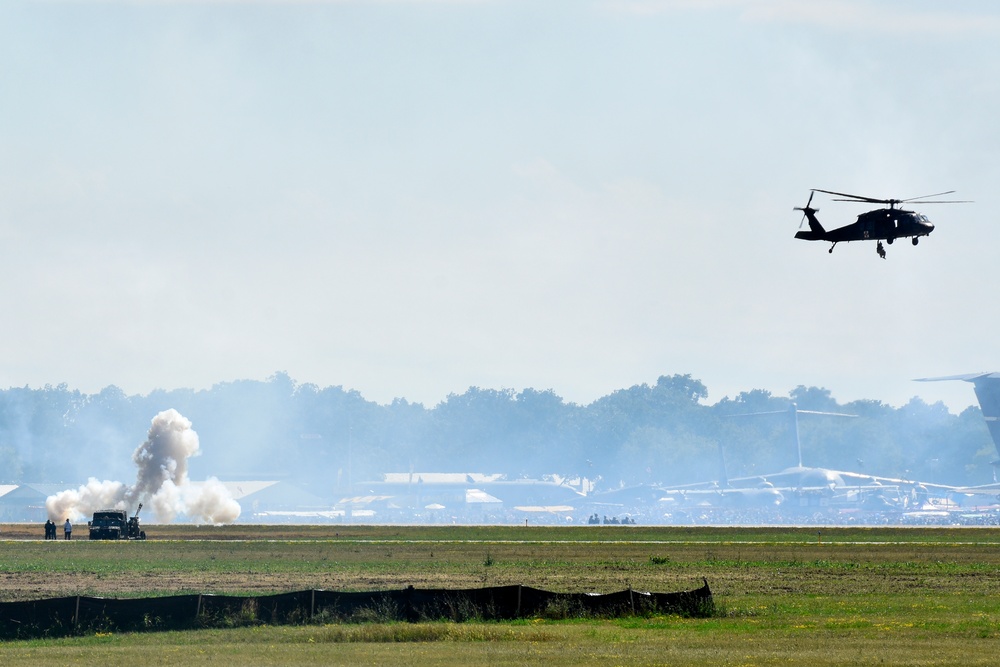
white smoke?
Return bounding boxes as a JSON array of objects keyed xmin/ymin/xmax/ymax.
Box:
[
  {"xmin": 127, "ymin": 408, "xmax": 201, "ymax": 504},
  {"xmin": 45, "ymin": 409, "xmax": 241, "ymax": 525},
  {"xmin": 148, "ymin": 477, "xmax": 241, "ymax": 525},
  {"xmin": 149, "ymin": 478, "xmax": 184, "ymax": 523},
  {"xmin": 179, "ymin": 477, "xmax": 242, "ymax": 524},
  {"xmin": 45, "ymin": 478, "xmax": 127, "ymax": 523}
]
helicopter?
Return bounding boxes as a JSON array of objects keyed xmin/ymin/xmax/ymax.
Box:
[{"xmin": 794, "ymin": 188, "xmax": 968, "ymax": 257}]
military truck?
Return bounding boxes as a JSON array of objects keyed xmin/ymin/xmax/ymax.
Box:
[{"xmin": 88, "ymin": 503, "xmax": 146, "ymax": 540}]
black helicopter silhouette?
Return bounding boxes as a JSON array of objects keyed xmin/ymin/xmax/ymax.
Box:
[{"xmin": 794, "ymin": 188, "xmax": 969, "ymax": 257}]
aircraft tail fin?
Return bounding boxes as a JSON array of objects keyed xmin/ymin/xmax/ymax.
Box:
[
  {"xmin": 916, "ymin": 373, "xmax": 1000, "ymax": 461},
  {"xmin": 794, "ymin": 191, "xmax": 826, "ymax": 240}
]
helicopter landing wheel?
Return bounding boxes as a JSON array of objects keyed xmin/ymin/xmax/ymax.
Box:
[
  {"xmin": 886, "ymin": 237, "xmax": 894, "ymax": 245},
  {"xmin": 912, "ymin": 237, "xmax": 919, "ymax": 246}
]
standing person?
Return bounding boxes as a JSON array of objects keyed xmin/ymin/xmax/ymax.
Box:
[{"xmin": 63, "ymin": 518, "xmax": 72, "ymax": 540}]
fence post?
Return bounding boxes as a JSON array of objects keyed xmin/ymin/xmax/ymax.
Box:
[
  {"xmin": 74, "ymin": 595, "xmax": 80, "ymax": 628},
  {"xmin": 310, "ymin": 590, "xmax": 315, "ymax": 620},
  {"xmin": 629, "ymin": 588, "xmax": 635, "ymax": 615},
  {"xmin": 517, "ymin": 585, "xmax": 522, "ymax": 617},
  {"xmin": 196, "ymin": 594, "xmax": 203, "ymax": 620}
]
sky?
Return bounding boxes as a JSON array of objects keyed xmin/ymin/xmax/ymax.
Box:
[{"xmin": 1, "ymin": 0, "xmax": 998, "ymax": 413}]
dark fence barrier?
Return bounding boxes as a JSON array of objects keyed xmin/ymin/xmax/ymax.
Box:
[{"xmin": 0, "ymin": 580, "xmax": 711, "ymax": 639}]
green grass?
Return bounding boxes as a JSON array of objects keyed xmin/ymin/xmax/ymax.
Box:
[
  {"xmin": 3, "ymin": 615, "xmax": 1000, "ymax": 666},
  {"xmin": 4, "ymin": 525, "xmax": 1000, "ymax": 664}
]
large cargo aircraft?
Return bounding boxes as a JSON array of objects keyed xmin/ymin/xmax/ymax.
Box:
[
  {"xmin": 917, "ymin": 373, "xmax": 1000, "ymax": 495},
  {"xmin": 658, "ymin": 403, "xmax": 951, "ymax": 509},
  {"xmin": 916, "ymin": 373, "xmax": 1000, "ymax": 459}
]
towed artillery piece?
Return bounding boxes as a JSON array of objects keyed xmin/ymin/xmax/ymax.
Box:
[{"xmin": 88, "ymin": 503, "xmax": 146, "ymax": 540}]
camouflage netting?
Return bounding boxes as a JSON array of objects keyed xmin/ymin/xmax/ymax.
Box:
[{"xmin": 0, "ymin": 581, "xmax": 712, "ymax": 638}]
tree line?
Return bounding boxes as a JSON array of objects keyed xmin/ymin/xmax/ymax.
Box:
[{"xmin": 0, "ymin": 373, "xmax": 992, "ymax": 496}]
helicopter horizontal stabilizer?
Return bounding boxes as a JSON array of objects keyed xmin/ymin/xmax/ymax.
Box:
[{"xmin": 794, "ymin": 230, "xmax": 825, "ymax": 241}]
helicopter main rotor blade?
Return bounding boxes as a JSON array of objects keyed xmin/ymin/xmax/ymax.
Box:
[
  {"xmin": 816, "ymin": 188, "xmax": 970, "ymax": 206},
  {"xmin": 895, "ymin": 200, "xmax": 972, "ymax": 204},
  {"xmin": 830, "ymin": 197, "xmax": 972, "ymax": 206},
  {"xmin": 898, "ymin": 191, "xmax": 971, "ymax": 205},
  {"xmin": 811, "ymin": 188, "xmax": 885, "ymax": 203},
  {"xmin": 900, "ymin": 191, "xmax": 955, "ymax": 202},
  {"xmin": 830, "ymin": 197, "xmax": 886, "ymax": 203}
]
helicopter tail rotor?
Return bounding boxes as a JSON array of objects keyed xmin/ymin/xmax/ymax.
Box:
[
  {"xmin": 794, "ymin": 191, "xmax": 817, "ymax": 229},
  {"xmin": 794, "ymin": 190, "xmax": 828, "ymax": 240}
]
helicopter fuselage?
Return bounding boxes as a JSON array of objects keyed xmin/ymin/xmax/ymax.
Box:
[
  {"xmin": 824, "ymin": 208, "xmax": 934, "ymax": 243},
  {"xmin": 794, "ymin": 206, "xmax": 934, "ymax": 251}
]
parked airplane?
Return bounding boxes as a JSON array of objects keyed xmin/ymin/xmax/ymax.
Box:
[
  {"xmin": 660, "ymin": 403, "xmax": 950, "ymax": 508},
  {"xmin": 916, "ymin": 373, "xmax": 1000, "ymax": 496},
  {"xmin": 360, "ymin": 472, "xmax": 586, "ymax": 508},
  {"xmin": 916, "ymin": 373, "xmax": 1000, "ymax": 459}
]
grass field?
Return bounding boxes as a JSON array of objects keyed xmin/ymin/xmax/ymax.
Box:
[{"xmin": 3, "ymin": 524, "xmax": 1000, "ymax": 665}]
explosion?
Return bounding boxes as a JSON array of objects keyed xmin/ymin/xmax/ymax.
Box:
[{"xmin": 45, "ymin": 409, "xmax": 241, "ymax": 524}]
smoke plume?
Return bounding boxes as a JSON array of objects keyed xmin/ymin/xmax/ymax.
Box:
[
  {"xmin": 45, "ymin": 409, "xmax": 241, "ymax": 524},
  {"xmin": 45, "ymin": 478, "xmax": 127, "ymax": 524}
]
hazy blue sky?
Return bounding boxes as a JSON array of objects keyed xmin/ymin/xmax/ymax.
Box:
[{"xmin": 1, "ymin": 0, "xmax": 997, "ymax": 411}]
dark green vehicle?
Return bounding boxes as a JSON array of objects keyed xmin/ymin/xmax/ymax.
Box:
[{"xmin": 88, "ymin": 503, "xmax": 146, "ymax": 540}]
